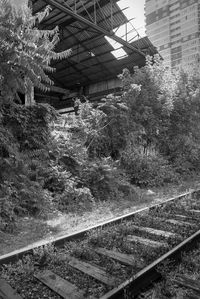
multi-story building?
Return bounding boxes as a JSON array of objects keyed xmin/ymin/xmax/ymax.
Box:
[
  {"xmin": 145, "ymin": 0, "xmax": 200, "ymax": 69},
  {"xmin": 10, "ymin": 0, "xmax": 26, "ymax": 7}
]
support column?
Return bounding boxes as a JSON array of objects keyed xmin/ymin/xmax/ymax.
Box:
[{"xmin": 25, "ymin": 79, "xmax": 35, "ymax": 106}]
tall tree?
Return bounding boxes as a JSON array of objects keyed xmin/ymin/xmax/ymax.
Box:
[
  {"xmin": 119, "ymin": 55, "xmax": 176, "ymax": 153},
  {"xmin": 0, "ymin": 0, "xmax": 71, "ymax": 105}
]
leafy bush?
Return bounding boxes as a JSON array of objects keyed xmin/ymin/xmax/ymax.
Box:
[
  {"xmin": 117, "ymin": 56, "xmax": 200, "ymax": 184},
  {"xmin": 0, "ymin": 194, "xmax": 16, "ymax": 233},
  {"xmin": 121, "ymin": 140, "xmax": 178, "ymax": 187},
  {"xmin": 0, "ymin": 103, "xmax": 58, "ymax": 231},
  {"xmin": 161, "ymin": 70, "xmax": 200, "ymax": 173},
  {"xmin": 97, "ymin": 94, "xmax": 129, "ymax": 159},
  {"xmin": 118, "ymin": 57, "xmax": 175, "ymax": 154},
  {"xmin": 1, "ymin": 103, "xmax": 57, "ymax": 152},
  {"xmin": 74, "ymin": 101, "xmax": 109, "ymax": 159},
  {"xmin": 0, "ymin": 0, "xmax": 71, "ymax": 103},
  {"xmin": 55, "ymin": 184, "xmax": 95, "ymax": 213},
  {"xmin": 81, "ymin": 158, "xmax": 122, "ymax": 201}
]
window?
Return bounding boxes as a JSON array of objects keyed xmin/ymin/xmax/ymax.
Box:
[
  {"xmin": 105, "ymin": 36, "xmax": 128, "ymax": 60},
  {"xmin": 111, "ymin": 48, "xmax": 128, "ymax": 60}
]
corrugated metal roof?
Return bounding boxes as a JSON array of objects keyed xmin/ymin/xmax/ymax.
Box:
[{"xmin": 32, "ymin": 0, "xmax": 157, "ymax": 90}]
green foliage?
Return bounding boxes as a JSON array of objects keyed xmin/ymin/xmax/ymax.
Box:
[
  {"xmin": 119, "ymin": 55, "xmax": 175, "ymax": 152},
  {"xmin": 53, "ymin": 112, "xmax": 118, "ymax": 203},
  {"xmin": 55, "ymin": 182, "xmax": 95, "ymax": 213},
  {"xmin": 73, "ymin": 100, "xmax": 109, "ymax": 159},
  {"xmin": 97, "ymin": 94, "xmax": 129, "ymax": 159},
  {"xmin": 53, "ymin": 104, "xmax": 136, "ymax": 204},
  {"xmin": 115, "ymin": 56, "xmax": 176, "ymax": 186},
  {"xmin": 0, "ymin": 0, "xmax": 71, "ymax": 101},
  {"xmin": 0, "ymin": 103, "xmax": 58, "ymax": 231},
  {"xmin": 2, "ymin": 43, "xmax": 200, "ymax": 233},
  {"xmin": 121, "ymin": 141, "xmax": 177, "ymax": 187},
  {"xmin": 1, "ymin": 103, "xmax": 57, "ymax": 152},
  {"xmin": 161, "ymin": 69, "xmax": 200, "ymax": 174},
  {"xmin": 118, "ymin": 55, "xmax": 200, "ymax": 185},
  {"xmin": 56, "ymin": 57, "xmax": 200, "ymax": 192},
  {"xmin": 81, "ymin": 157, "xmax": 119, "ymax": 201},
  {"xmin": 61, "ymin": 101, "xmax": 107, "ymax": 160}
]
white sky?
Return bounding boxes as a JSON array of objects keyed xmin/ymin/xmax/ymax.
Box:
[
  {"xmin": 117, "ymin": 0, "xmax": 146, "ymax": 37},
  {"xmin": 107, "ymin": 0, "xmax": 146, "ymax": 58}
]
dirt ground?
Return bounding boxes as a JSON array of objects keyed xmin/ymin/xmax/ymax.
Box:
[{"xmin": 0, "ymin": 178, "xmax": 200, "ymax": 256}]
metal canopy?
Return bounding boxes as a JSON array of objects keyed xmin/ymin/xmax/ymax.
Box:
[{"xmin": 32, "ymin": 0, "xmax": 157, "ymax": 91}]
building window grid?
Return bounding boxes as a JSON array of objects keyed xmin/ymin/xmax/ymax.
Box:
[
  {"xmin": 181, "ymin": 27, "xmax": 198, "ymax": 37},
  {"xmin": 170, "ymin": 13, "xmax": 180, "ymax": 20},
  {"xmin": 147, "ymin": 24, "xmax": 170, "ymax": 36},
  {"xmin": 170, "ymin": 26, "xmax": 181, "ymax": 33},
  {"xmin": 171, "ymin": 33, "xmax": 181, "ymax": 39},
  {"xmin": 170, "ymin": 20, "xmax": 180, "ymax": 26},
  {"xmin": 145, "ymin": 0, "xmax": 200, "ymax": 68}
]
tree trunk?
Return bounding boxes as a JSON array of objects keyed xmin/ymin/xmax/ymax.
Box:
[{"xmin": 25, "ymin": 81, "xmax": 35, "ymax": 106}]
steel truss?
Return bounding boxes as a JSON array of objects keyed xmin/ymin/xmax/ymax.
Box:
[{"xmin": 43, "ymin": 0, "xmax": 146, "ymax": 57}]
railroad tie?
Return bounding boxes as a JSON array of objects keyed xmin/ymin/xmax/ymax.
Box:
[
  {"xmin": 126, "ymin": 235, "xmax": 168, "ymax": 248},
  {"xmin": 130, "ymin": 225, "xmax": 177, "ymax": 239},
  {"xmin": 164, "ymin": 213, "xmax": 197, "ymax": 222},
  {"xmin": 166, "ymin": 219, "xmax": 196, "ymax": 226},
  {"xmin": 189, "ymin": 209, "xmax": 200, "ymax": 216},
  {"xmin": 65, "ymin": 255, "xmax": 117, "ymax": 286},
  {"xmin": 154, "ymin": 212, "xmax": 197, "ymax": 224},
  {"xmin": 34, "ymin": 270, "xmax": 85, "ymax": 299},
  {"xmin": 95, "ymin": 247, "xmax": 144, "ymax": 268},
  {"xmin": 0, "ymin": 279, "xmax": 22, "ymax": 299},
  {"xmin": 173, "ymin": 275, "xmax": 200, "ymax": 294}
]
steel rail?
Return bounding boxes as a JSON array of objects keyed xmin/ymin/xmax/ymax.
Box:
[
  {"xmin": 0, "ymin": 189, "xmax": 199, "ymax": 267},
  {"xmin": 101, "ymin": 229, "xmax": 200, "ymax": 299}
]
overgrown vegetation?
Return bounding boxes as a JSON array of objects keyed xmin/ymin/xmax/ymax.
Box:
[
  {"xmin": 0, "ymin": 0, "xmax": 71, "ymax": 231},
  {"xmin": 1, "ymin": 0, "xmax": 200, "ymax": 233},
  {"xmin": 114, "ymin": 57, "xmax": 200, "ymax": 186},
  {"xmin": 149, "ymin": 243, "xmax": 200, "ymax": 298},
  {"xmin": 0, "ymin": 0, "xmax": 70, "ymax": 102},
  {"xmin": 1, "ymin": 193, "xmax": 199, "ymax": 298}
]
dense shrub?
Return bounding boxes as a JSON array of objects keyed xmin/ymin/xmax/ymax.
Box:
[
  {"xmin": 0, "ymin": 0, "xmax": 70, "ymax": 103},
  {"xmin": 1, "ymin": 103, "xmax": 57, "ymax": 152},
  {"xmin": 97, "ymin": 94, "xmax": 129, "ymax": 159},
  {"xmin": 80, "ymin": 158, "xmax": 118, "ymax": 201},
  {"xmin": 0, "ymin": 103, "xmax": 58, "ymax": 231},
  {"xmin": 160, "ymin": 70, "xmax": 200, "ymax": 174},
  {"xmin": 121, "ymin": 140, "xmax": 177, "ymax": 187},
  {"xmin": 117, "ymin": 56, "xmax": 200, "ymax": 185},
  {"xmin": 55, "ymin": 183, "xmax": 95, "ymax": 213}
]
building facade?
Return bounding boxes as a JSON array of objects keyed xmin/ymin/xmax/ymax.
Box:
[
  {"xmin": 145, "ymin": 0, "xmax": 200, "ymax": 69},
  {"xmin": 10, "ymin": 0, "xmax": 27, "ymax": 7}
]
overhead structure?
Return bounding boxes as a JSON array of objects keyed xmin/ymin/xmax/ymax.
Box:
[{"xmin": 32, "ymin": 0, "xmax": 157, "ymax": 106}]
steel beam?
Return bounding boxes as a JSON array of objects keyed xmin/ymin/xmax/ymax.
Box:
[
  {"xmin": 55, "ymin": 40, "xmax": 145, "ymax": 76},
  {"xmin": 56, "ymin": 55, "xmax": 145, "ymax": 81},
  {"xmin": 54, "ymin": 0, "xmax": 119, "ymax": 29},
  {"xmin": 62, "ymin": 26, "xmax": 113, "ymax": 77},
  {"xmin": 44, "ymin": 7, "xmax": 130, "ymax": 51},
  {"xmin": 44, "ymin": 0, "xmax": 146, "ymax": 58}
]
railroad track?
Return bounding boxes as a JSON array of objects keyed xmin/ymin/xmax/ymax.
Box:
[
  {"xmin": 0, "ymin": 189, "xmax": 200, "ymax": 299},
  {"xmin": 138, "ymin": 236, "xmax": 200, "ymax": 299},
  {"xmin": 146, "ymin": 273, "xmax": 200, "ymax": 299}
]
